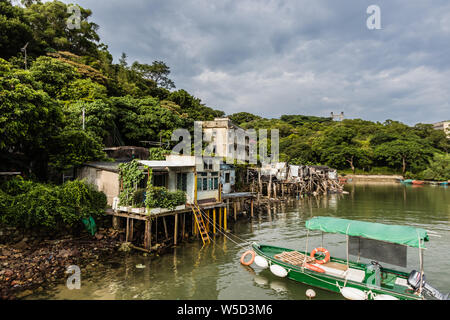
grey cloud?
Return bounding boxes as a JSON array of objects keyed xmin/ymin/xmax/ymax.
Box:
[{"xmin": 62, "ymin": 0, "xmax": 450, "ymax": 125}]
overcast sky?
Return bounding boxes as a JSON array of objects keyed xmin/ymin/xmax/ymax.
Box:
[{"xmin": 60, "ymin": 0, "xmax": 449, "ymax": 125}]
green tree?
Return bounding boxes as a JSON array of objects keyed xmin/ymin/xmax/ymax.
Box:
[
  {"xmin": 131, "ymin": 60, "xmax": 175, "ymax": 89},
  {"xmin": 48, "ymin": 129, "xmax": 107, "ymax": 171},
  {"xmin": 0, "ymin": 58, "xmax": 63, "ymax": 179},
  {"xmin": 421, "ymin": 153, "xmax": 450, "ymax": 181}
]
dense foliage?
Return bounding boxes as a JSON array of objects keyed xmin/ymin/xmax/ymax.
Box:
[
  {"xmin": 0, "ymin": 177, "xmax": 106, "ymax": 231},
  {"xmin": 238, "ymin": 116, "xmax": 449, "ymax": 177}
]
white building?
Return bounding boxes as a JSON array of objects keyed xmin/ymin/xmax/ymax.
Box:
[
  {"xmin": 433, "ymin": 121, "xmax": 450, "ymax": 138},
  {"xmin": 199, "ymin": 118, "xmax": 250, "ymax": 161}
]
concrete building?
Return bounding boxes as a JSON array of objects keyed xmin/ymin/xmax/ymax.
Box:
[
  {"xmin": 433, "ymin": 121, "xmax": 450, "ymax": 138},
  {"xmin": 199, "ymin": 118, "xmax": 250, "ymax": 161},
  {"xmin": 76, "ymin": 155, "xmax": 222, "ymax": 207},
  {"xmin": 139, "ymin": 155, "xmax": 221, "ymax": 205},
  {"xmin": 220, "ymin": 163, "xmax": 236, "ymax": 194}
]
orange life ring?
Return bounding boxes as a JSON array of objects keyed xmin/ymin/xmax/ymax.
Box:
[
  {"xmin": 304, "ymin": 263, "xmax": 325, "ymax": 273},
  {"xmin": 240, "ymin": 250, "xmax": 256, "ymax": 266},
  {"xmin": 310, "ymin": 247, "xmax": 330, "ymax": 265}
]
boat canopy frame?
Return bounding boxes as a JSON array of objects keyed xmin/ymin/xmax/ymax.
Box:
[
  {"xmin": 305, "ymin": 216, "xmax": 428, "ymax": 294},
  {"xmin": 305, "ymin": 216, "xmax": 429, "ymax": 249}
]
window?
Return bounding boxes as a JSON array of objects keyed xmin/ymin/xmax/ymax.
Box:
[
  {"xmin": 203, "ymin": 159, "xmax": 213, "ymax": 170},
  {"xmin": 176, "ymin": 173, "xmax": 187, "ymax": 191},
  {"xmin": 225, "ymin": 172, "xmax": 230, "ymax": 183},
  {"xmin": 197, "ymin": 171, "xmax": 220, "ymax": 191}
]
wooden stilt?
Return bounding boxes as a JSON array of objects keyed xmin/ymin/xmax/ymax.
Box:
[
  {"xmin": 112, "ymin": 216, "xmax": 119, "ymax": 230},
  {"xmin": 251, "ymin": 199, "xmax": 254, "ymax": 218},
  {"xmin": 174, "ymin": 213, "xmax": 178, "ymax": 245},
  {"xmin": 206, "ymin": 210, "xmax": 210, "ymax": 233},
  {"xmin": 182, "ymin": 213, "xmax": 186, "ymax": 240},
  {"xmin": 129, "ymin": 219, "xmax": 134, "ymax": 242},
  {"xmin": 219, "ymin": 207, "xmax": 222, "ymax": 230},
  {"xmin": 163, "ymin": 216, "xmax": 169, "ymax": 240},
  {"xmin": 213, "ymin": 208, "xmax": 216, "ymax": 234},
  {"xmin": 144, "ymin": 219, "xmax": 151, "ymax": 249},
  {"xmin": 126, "ymin": 217, "xmax": 129, "ymax": 242},
  {"xmin": 224, "ymin": 207, "xmax": 227, "ymax": 231},
  {"xmin": 234, "ymin": 201, "xmax": 237, "ymax": 221}
]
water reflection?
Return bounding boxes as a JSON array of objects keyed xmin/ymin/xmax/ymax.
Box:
[{"xmin": 29, "ymin": 184, "xmax": 449, "ymax": 300}]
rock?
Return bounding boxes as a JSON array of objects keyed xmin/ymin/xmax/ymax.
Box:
[
  {"xmin": 4, "ymin": 269, "xmax": 14, "ymax": 277},
  {"xmin": 118, "ymin": 242, "xmax": 131, "ymax": 252},
  {"xmin": 15, "ymin": 289, "xmax": 33, "ymax": 299},
  {"xmin": 94, "ymin": 234, "xmax": 103, "ymax": 240}
]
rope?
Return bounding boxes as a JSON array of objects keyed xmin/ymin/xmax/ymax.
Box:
[{"xmin": 197, "ymin": 207, "xmax": 251, "ymax": 249}]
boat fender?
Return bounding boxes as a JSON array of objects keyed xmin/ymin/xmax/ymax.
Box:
[
  {"xmin": 340, "ymin": 287, "xmax": 367, "ymax": 300},
  {"xmin": 310, "ymin": 247, "xmax": 331, "ymax": 264},
  {"xmin": 254, "ymin": 255, "xmax": 269, "ymax": 269},
  {"xmin": 240, "ymin": 250, "xmax": 256, "ymax": 266},
  {"xmin": 270, "ymin": 264, "xmax": 288, "ymax": 278},
  {"xmin": 373, "ymin": 294, "xmax": 399, "ymax": 300}
]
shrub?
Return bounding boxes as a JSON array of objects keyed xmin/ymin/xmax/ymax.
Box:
[
  {"xmin": 0, "ymin": 177, "xmax": 106, "ymax": 232},
  {"xmin": 145, "ymin": 186, "xmax": 186, "ymax": 210}
]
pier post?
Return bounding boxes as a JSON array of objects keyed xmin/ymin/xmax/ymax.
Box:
[
  {"xmin": 112, "ymin": 216, "xmax": 119, "ymax": 230},
  {"xmin": 144, "ymin": 219, "xmax": 151, "ymax": 249},
  {"xmin": 224, "ymin": 207, "xmax": 227, "ymax": 231},
  {"xmin": 251, "ymin": 199, "xmax": 254, "ymax": 218},
  {"xmin": 213, "ymin": 208, "xmax": 216, "ymax": 234},
  {"xmin": 219, "ymin": 207, "xmax": 222, "ymax": 230},
  {"xmin": 126, "ymin": 217, "xmax": 129, "ymax": 242},
  {"xmin": 206, "ymin": 210, "xmax": 210, "ymax": 232},
  {"xmin": 174, "ymin": 213, "xmax": 178, "ymax": 246},
  {"xmin": 233, "ymin": 201, "xmax": 237, "ymax": 221},
  {"xmin": 163, "ymin": 216, "xmax": 169, "ymax": 240}
]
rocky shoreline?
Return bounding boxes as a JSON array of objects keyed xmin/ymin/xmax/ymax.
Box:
[{"xmin": 0, "ymin": 228, "xmax": 122, "ymax": 300}]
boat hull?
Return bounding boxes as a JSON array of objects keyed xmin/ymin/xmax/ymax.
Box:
[{"xmin": 252, "ymin": 243, "xmax": 422, "ymax": 300}]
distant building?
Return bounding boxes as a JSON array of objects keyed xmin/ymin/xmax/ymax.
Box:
[
  {"xmin": 432, "ymin": 121, "xmax": 450, "ymax": 138},
  {"xmin": 331, "ymin": 112, "xmax": 345, "ymax": 121},
  {"xmin": 199, "ymin": 118, "xmax": 250, "ymax": 161}
]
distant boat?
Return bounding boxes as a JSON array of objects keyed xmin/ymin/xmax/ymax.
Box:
[
  {"xmin": 401, "ymin": 179, "xmax": 413, "ymax": 184},
  {"xmin": 412, "ymin": 180, "xmax": 424, "ymax": 185},
  {"xmin": 440, "ymin": 182, "xmax": 449, "ymax": 186}
]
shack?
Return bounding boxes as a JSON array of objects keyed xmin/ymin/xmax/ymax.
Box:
[
  {"xmin": 220, "ymin": 163, "xmax": 235, "ymax": 194},
  {"xmin": 138, "ymin": 155, "xmax": 221, "ymax": 205}
]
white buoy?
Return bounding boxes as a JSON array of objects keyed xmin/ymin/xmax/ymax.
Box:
[
  {"xmin": 306, "ymin": 289, "xmax": 316, "ymax": 299},
  {"xmin": 373, "ymin": 294, "xmax": 399, "ymax": 300},
  {"xmin": 340, "ymin": 287, "xmax": 367, "ymax": 300},
  {"xmin": 254, "ymin": 256, "xmax": 269, "ymax": 269},
  {"xmin": 270, "ymin": 264, "xmax": 288, "ymax": 278}
]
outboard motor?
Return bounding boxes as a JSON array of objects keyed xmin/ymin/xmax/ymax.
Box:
[{"xmin": 408, "ymin": 270, "xmax": 449, "ymax": 300}]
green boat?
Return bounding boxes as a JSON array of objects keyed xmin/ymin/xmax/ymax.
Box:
[{"xmin": 248, "ymin": 216, "xmax": 449, "ymax": 300}]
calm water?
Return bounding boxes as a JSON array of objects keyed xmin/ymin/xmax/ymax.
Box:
[{"xmin": 30, "ymin": 183, "xmax": 450, "ymax": 300}]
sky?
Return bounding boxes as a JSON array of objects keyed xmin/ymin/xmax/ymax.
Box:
[{"xmin": 57, "ymin": 0, "xmax": 449, "ymax": 125}]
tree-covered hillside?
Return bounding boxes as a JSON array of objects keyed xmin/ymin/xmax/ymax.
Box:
[{"xmin": 1, "ymin": 0, "xmax": 448, "ymax": 182}]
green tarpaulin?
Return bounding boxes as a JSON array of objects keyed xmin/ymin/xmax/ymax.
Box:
[{"xmin": 305, "ymin": 216, "xmax": 429, "ymax": 248}]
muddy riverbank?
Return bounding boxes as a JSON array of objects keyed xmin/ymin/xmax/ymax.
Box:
[{"xmin": 0, "ymin": 227, "xmax": 122, "ymax": 300}]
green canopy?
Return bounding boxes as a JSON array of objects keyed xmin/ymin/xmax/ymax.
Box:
[{"xmin": 305, "ymin": 216, "xmax": 429, "ymax": 248}]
